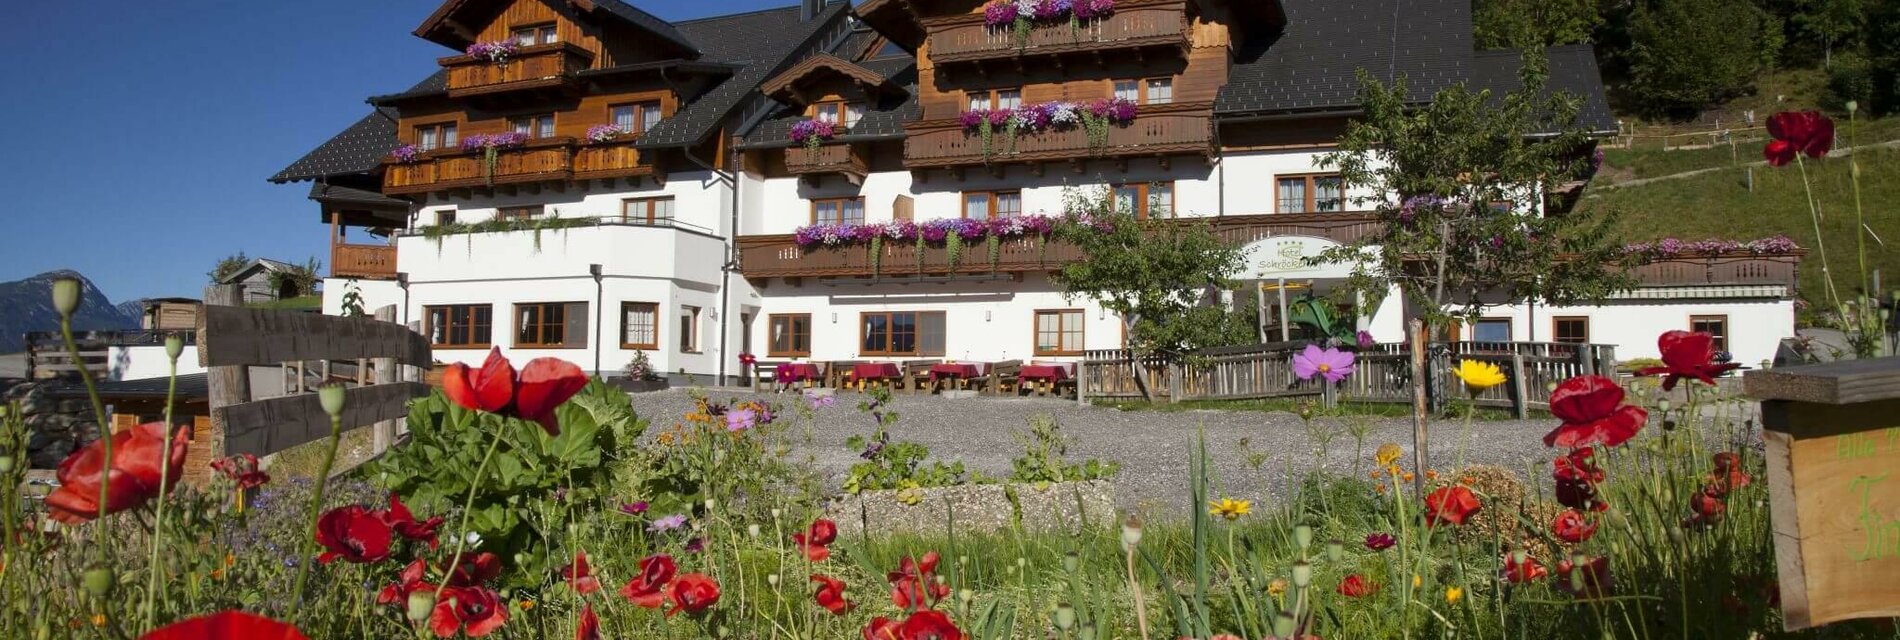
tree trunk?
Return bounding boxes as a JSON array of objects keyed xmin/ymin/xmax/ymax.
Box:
[{"xmin": 1123, "ymin": 315, "xmax": 1155, "ymax": 402}]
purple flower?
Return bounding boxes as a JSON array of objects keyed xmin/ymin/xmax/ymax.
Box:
[
  {"xmin": 684, "ymin": 537, "xmax": 706, "ymax": 553},
  {"xmin": 1356, "ymin": 330, "xmax": 1375, "ymax": 350},
  {"xmin": 983, "ymin": 0, "xmax": 1019, "ymax": 26},
  {"xmin": 392, "ymin": 144, "xmax": 422, "ymax": 164},
  {"xmin": 620, "ymin": 501, "xmax": 649, "ymax": 516},
  {"xmin": 649, "ymin": 514, "xmax": 688, "ymax": 532},
  {"xmin": 1364, "ymin": 532, "xmax": 1396, "ymax": 551},
  {"xmin": 726, "ymin": 408, "xmax": 758, "ymax": 432},
  {"xmin": 806, "ymin": 392, "xmax": 836, "ymax": 410},
  {"xmin": 1292, "ymin": 344, "xmax": 1355, "ymax": 383},
  {"xmin": 465, "ymin": 40, "xmax": 520, "ymax": 62},
  {"xmin": 587, "ymin": 124, "xmax": 629, "ymax": 143},
  {"xmin": 791, "ymin": 119, "xmax": 838, "ymax": 145}
]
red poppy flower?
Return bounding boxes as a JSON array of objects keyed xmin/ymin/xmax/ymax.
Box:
[
  {"xmin": 888, "ymin": 552, "xmax": 950, "ymax": 610},
  {"xmin": 561, "ymin": 552, "xmax": 601, "ymax": 595},
  {"xmin": 45, "ymin": 421, "xmax": 189, "ymax": 524},
  {"xmin": 1501, "ymin": 552, "xmax": 1548, "ymax": 584},
  {"xmin": 210, "ymin": 454, "xmax": 270, "ymax": 490},
  {"xmin": 813, "ymin": 574, "xmax": 855, "ymax": 615},
  {"xmin": 1422, "ymin": 486, "xmax": 1481, "ymax": 527},
  {"xmin": 382, "ymin": 493, "xmax": 444, "ymax": 549},
  {"xmin": 619, "ymin": 553, "xmax": 677, "ymax": 609},
  {"xmin": 1555, "ymin": 556, "xmax": 1613, "ymax": 599},
  {"xmin": 138, "ymin": 610, "xmax": 307, "ymax": 640},
  {"xmin": 442, "ymin": 347, "xmax": 590, "ymax": 435},
  {"xmin": 1551, "ymin": 509, "xmax": 1598, "ymax": 544},
  {"xmin": 441, "ymin": 552, "xmax": 503, "ymax": 586},
  {"xmin": 1763, "ymin": 111, "xmax": 1835, "ymax": 167},
  {"xmin": 1707, "ymin": 452, "xmax": 1750, "ymax": 496},
  {"xmin": 896, "ymin": 610, "xmax": 964, "ymax": 640},
  {"xmin": 864, "ymin": 617, "xmax": 900, "ymax": 640},
  {"xmin": 1634, "ymin": 331, "xmax": 1742, "ymax": 391},
  {"xmin": 1552, "ymin": 447, "xmax": 1609, "ymax": 512},
  {"xmin": 1337, "ymin": 574, "xmax": 1377, "ymax": 597},
  {"xmin": 575, "ymin": 604, "xmax": 599, "ymax": 640},
  {"xmin": 377, "ymin": 559, "xmax": 434, "ymax": 606},
  {"xmin": 315, "ymin": 505, "xmax": 394, "ymax": 565},
  {"xmin": 1544, "ymin": 376, "xmax": 1648, "ymax": 449},
  {"xmin": 794, "ymin": 519, "xmax": 838, "ymax": 562},
  {"xmin": 1689, "ymin": 485, "xmax": 1727, "ymax": 523},
  {"xmin": 666, "ymin": 573, "xmax": 721, "ymax": 617},
  {"xmin": 430, "ymin": 586, "xmax": 509, "ymax": 638}
]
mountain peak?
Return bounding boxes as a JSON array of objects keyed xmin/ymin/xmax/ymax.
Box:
[{"xmin": 0, "ymin": 271, "xmax": 142, "ymax": 353}]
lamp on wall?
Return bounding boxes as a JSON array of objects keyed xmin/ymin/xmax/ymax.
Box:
[
  {"xmin": 831, "ymin": 312, "xmax": 837, "ymax": 324},
  {"xmin": 985, "ymin": 310, "xmax": 992, "ymax": 322}
]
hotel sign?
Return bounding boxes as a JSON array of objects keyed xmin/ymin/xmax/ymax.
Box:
[{"xmin": 1240, "ymin": 236, "xmax": 1352, "ymax": 280}]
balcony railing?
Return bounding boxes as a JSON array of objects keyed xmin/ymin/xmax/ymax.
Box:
[
  {"xmin": 786, "ymin": 144, "xmax": 869, "ymax": 183},
  {"xmin": 904, "ymin": 102, "xmax": 1213, "ymax": 168},
  {"xmin": 441, "ymin": 43, "xmax": 593, "ymax": 98},
  {"xmin": 925, "ymin": 0, "xmax": 1189, "ymax": 65},
  {"xmin": 573, "ymin": 138, "xmax": 653, "ymax": 180},
  {"xmin": 1626, "ymin": 252, "xmax": 1802, "ymax": 287},
  {"xmin": 331, "ymin": 243, "xmax": 397, "ymax": 280},
  {"xmin": 384, "ymin": 138, "xmax": 576, "ymax": 194}
]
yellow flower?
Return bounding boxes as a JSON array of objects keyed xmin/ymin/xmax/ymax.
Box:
[
  {"xmin": 1402, "ymin": 472, "xmax": 1416, "ymax": 483},
  {"xmin": 1267, "ymin": 578, "xmax": 1288, "ymax": 597},
  {"xmin": 518, "ymin": 600, "xmax": 536, "ymax": 611},
  {"xmin": 1375, "ymin": 483, "xmax": 1387, "ymax": 495},
  {"xmin": 1374, "ymin": 443, "xmax": 1404, "ymax": 467},
  {"xmin": 1208, "ymin": 498, "xmax": 1252, "ymax": 521},
  {"xmin": 1445, "ymin": 586, "xmax": 1464, "ymax": 604},
  {"xmin": 91, "ymin": 614, "xmax": 107, "ymax": 628},
  {"xmin": 1412, "ymin": 574, "xmax": 1423, "ymax": 589},
  {"xmin": 1452, "ymin": 360, "xmax": 1507, "ymax": 394}
]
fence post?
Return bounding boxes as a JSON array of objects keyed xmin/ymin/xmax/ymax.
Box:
[
  {"xmin": 201, "ymin": 284, "xmax": 249, "ymax": 470},
  {"xmin": 1408, "ymin": 319, "xmax": 1429, "ymax": 497},
  {"xmin": 1322, "ymin": 380, "xmax": 1337, "ymax": 409},
  {"xmin": 372, "ymin": 305, "xmax": 399, "ymax": 455},
  {"xmin": 1509, "ymin": 351, "xmax": 1530, "ymax": 420},
  {"xmin": 1579, "ymin": 344, "xmax": 1597, "ymax": 376},
  {"xmin": 1166, "ymin": 361, "xmax": 1181, "ymax": 404},
  {"xmin": 1076, "ymin": 359, "xmax": 1089, "ymax": 407}
]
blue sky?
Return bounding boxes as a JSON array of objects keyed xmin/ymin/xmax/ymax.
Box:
[{"xmin": 0, "ymin": 0, "xmax": 790, "ymax": 303}]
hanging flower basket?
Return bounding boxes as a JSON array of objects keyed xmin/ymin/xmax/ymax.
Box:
[
  {"xmin": 790, "ymin": 119, "xmax": 840, "ymax": 154},
  {"xmin": 587, "ymin": 124, "xmax": 631, "ymax": 143},
  {"xmin": 465, "ymin": 40, "xmax": 521, "ymax": 64},
  {"xmin": 391, "ymin": 143, "xmax": 423, "ymax": 164}
]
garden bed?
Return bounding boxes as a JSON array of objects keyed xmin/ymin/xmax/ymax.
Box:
[
  {"xmin": 823, "ymin": 479, "xmax": 1115, "ymax": 537},
  {"xmin": 608, "ymin": 377, "xmax": 671, "ymax": 393}
]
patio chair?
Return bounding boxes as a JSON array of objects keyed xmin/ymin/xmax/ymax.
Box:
[
  {"xmin": 825, "ymin": 360, "xmax": 861, "ymax": 389},
  {"xmin": 751, "ymin": 360, "xmax": 788, "ymax": 392},
  {"xmin": 900, "ymin": 359, "xmax": 941, "ymax": 394},
  {"xmin": 973, "ymin": 360, "xmax": 1022, "ymax": 395}
]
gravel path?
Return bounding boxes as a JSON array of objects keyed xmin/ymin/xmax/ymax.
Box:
[{"xmin": 623, "ymin": 388, "xmax": 1735, "ymax": 518}]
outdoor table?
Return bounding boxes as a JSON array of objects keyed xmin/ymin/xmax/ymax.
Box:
[
  {"xmin": 775, "ymin": 363, "xmax": 821, "ymax": 388},
  {"xmin": 1019, "ymin": 364, "xmax": 1071, "ymax": 396},
  {"xmin": 927, "ymin": 363, "xmax": 983, "ymax": 391},
  {"xmin": 847, "ymin": 362, "xmax": 902, "ymax": 390}
]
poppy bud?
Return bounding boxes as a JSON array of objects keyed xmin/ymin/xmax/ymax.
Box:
[
  {"xmin": 705, "ymin": 499, "xmax": 718, "ymax": 511},
  {"xmin": 770, "ymin": 508, "xmax": 782, "ymax": 519},
  {"xmin": 1273, "ymin": 613, "xmax": 1297, "ymax": 638},
  {"xmin": 1016, "ymin": 557, "xmax": 1027, "ymax": 570},
  {"xmin": 1079, "ymin": 622, "xmax": 1099, "ymax": 640},
  {"xmin": 51, "ymin": 278, "xmax": 82, "ymax": 317},
  {"xmin": 1847, "ymin": 100, "xmax": 1859, "ymax": 114},
  {"xmin": 1326, "ymin": 539, "xmax": 1344, "ymax": 562},
  {"xmin": 959, "ymin": 589, "xmax": 975, "ymax": 604},
  {"xmin": 746, "ymin": 524, "xmax": 761, "ymax": 538},
  {"xmin": 1062, "ymin": 551, "xmax": 1079, "ymax": 573},
  {"xmin": 766, "ymin": 574, "xmax": 780, "ymax": 586},
  {"xmin": 1657, "ymin": 399, "xmax": 1671, "ymax": 413},
  {"xmin": 1510, "ymin": 547, "xmax": 1528, "ymax": 567},
  {"xmin": 318, "ymin": 384, "xmax": 347, "ymax": 418},
  {"xmin": 164, "ymin": 334, "xmax": 184, "ymax": 361},
  {"xmin": 1294, "ymin": 525, "xmax": 1313, "ymax": 550},
  {"xmin": 1054, "ymin": 602, "xmax": 1076, "ymax": 630},
  {"xmin": 0, "ymin": 456, "xmax": 12, "ymax": 474},
  {"xmin": 82, "ymin": 567, "xmax": 114, "ymax": 597},
  {"xmin": 1291, "ymin": 562, "xmax": 1312, "ymax": 588},
  {"xmin": 406, "ymin": 591, "xmax": 435, "ymax": 622},
  {"xmin": 1120, "ymin": 515, "xmax": 1143, "ymax": 550},
  {"xmin": 1852, "ymin": 160, "xmax": 1862, "ymax": 179}
]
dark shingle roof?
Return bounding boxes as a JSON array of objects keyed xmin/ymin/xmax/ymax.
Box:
[
  {"xmin": 1217, "ymin": 0, "xmax": 1473, "ymax": 115},
  {"xmin": 741, "ymin": 57, "xmax": 919, "ymax": 148},
  {"xmin": 588, "ymin": 0, "xmax": 700, "ymax": 56},
  {"xmin": 1471, "ymin": 45, "xmax": 1618, "ymax": 134},
  {"xmin": 269, "ymin": 108, "xmax": 402, "ymax": 183},
  {"xmin": 637, "ymin": 3, "xmax": 851, "ymax": 149},
  {"xmin": 309, "ymin": 182, "xmax": 408, "ymax": 208}
]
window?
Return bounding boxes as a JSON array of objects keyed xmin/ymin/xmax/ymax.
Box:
[
  {"xmin": 621, "ymin": 302, "xmax": 659, "ymax": 349},
  {"xmin": 1111, "ymin": 182, "xmax": 1174, "ymax": 219},
  {"xmin": 679, "ymin": 305, "xmax": 702, "ymax": 353},
  {"xmin": 426, "ymin": 304, "xmax": 492, "ymax": 348},
  {"xmin": 511, "ymin": 113, "xmax": 556, "ymax": 139},
  {"xmin": 860, "ymin": 311, "xmax": 946, "ymax": 356},
  {"xmin": 769, "ymin": 314, "xmax": 812, "ymax": 357},
  {"xmin": 1691, "ymin": 315, "xmax": 1729, "ymax": 352},
  {"xmin": 434, "ymin": 210, "xmax": 457, "ymax": 226},
  {"xmin": 415, "ymin": 123, "xmax": 458, "ymax": 151},
  {"xmin": 1276, "ymin": 174, "xmax": 1346, "ymax": 214},
  {"xmin": 1472, "ymin": 318, "xmax": 1513, "ymax": 342},
  {"xmin": 611, "ymin": 102, "xmax": 664, "ymax": 134},
  {"xmin": 512, "ymin": 24, "xmax": 558, "ymax": 46},
  {"xmin": 1113, "ymin": 80, "xmax": 1139, "ymax": 102},
  {"xmin": 811, "ymin": 197, "xmax": 866, "ymax": 225},
  {"xmin": 1114, "ymin": 78, "xmax": 1172, "ymax": 104},
  {"xmin": 1035, "ymin": 310, "xmax": 1085, "ymax": 356},
  {"xmin": 624, "ymin": 197, "xmax": 674, "ymax": 224},
  {"xmin": 811, "ymin": 100, "xmax": 865, "ymax": 129},
  {"xmin": 966, "ymin": 88, "xmax": 1021, "ymax": 111},
  {"xmin": 1553, "ymin": 317, "xmax": 1590, "ymax": 344},
  {"xmin": 497, "ymin": 206, "xmax": 543, "ymax": 221},
  {"xmin": 515, "ymin": 302, "xmax": 585, "ymax": 348},
  {"xmin": 962, "ymin": 190, "xmax": 1022, "ymax": 219}
]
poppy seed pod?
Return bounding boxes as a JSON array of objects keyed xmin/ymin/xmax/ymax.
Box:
[
  {"xmin": 746, "ymin": 524, "xmax": 761, "ymax": 537},
  {"xmin": 0, "ymin": 456, "xmax": 11, "ymax": 473},
  {"xmin": 1121, "ymin": 515, "xmax": 1143, "ymax": 550},
  {"xmin": 51, "ymin": 278, "xmax": 82, "ymax": 317},
  {"xmin": 1291, "ymin": 561, "xmax": 1312, "ymax": 587},
  {"xmin": 164, "ymin": 334, "xmax": 184, "ymax": 361},
  {"xmin": 1294, "ymin": 525, "xmax": 1313, "ymax": 550},
  {"xmin": 1054, "ymin": 603, "xmax": 1076, "ymax": 630},
  {"xmin": 1326, "ymin": 539, "xmax": 1344, "ymax": 563},
  {"xmin": 1847, "ymin": 100, "xmax": 1859, "ymax": 114},
  {"xmin": 1063, "ymin": 551, "xmax": 1079, "ymax": 573},
  {"xmin": 958, "ymin": 589, "xmax": 975, "ymax": 604},
  {"xmin": 406, "ymin": 590, "xmax": 436, "ymax": 623},
  {"xmin": 82, "ymin": 567, "xmax": 114, "ymax": 597},
  {"xmin": 318, "ymin": 384, "xmax": 347, "ymax": 418},
  {"xmin": 1273, "ymin": 613, "xmax": 1297, "ymax": 638},
  {"xmin": 766, "ymin": 574, "xmax": 780, "ymax": 586},
  {"xmin": 1079, "ymin": 622, "xmax": 1099, "ymax": 640}
]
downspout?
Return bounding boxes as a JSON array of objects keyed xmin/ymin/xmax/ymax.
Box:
[{"xmin": 662, "ymin": 66, "xmax": 740, "ymax": 386}]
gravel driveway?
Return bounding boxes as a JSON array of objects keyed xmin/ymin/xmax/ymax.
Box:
[{"xmin": 623, "ymin": 388, "xmax": 1734, "ymax": 518}]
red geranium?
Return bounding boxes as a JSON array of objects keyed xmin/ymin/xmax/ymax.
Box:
[
  {"xmin": 575, "ymin": 604, "xmax": 599, "ymax": 640},
  {"xmin": 1423, "ymin": 486, "xmax": 1481, "ymax": 527},
  {"xmin": 667, "ymin": 573, "xmax": 721, "ymax": 617},
  {"xmin": 377, "ymin": 559, "xmax": 434, "ymax": 606},
  {"xmin": 139, "ymin": 610, "xmax": 307, "ymax": 640},
  {"xmin": 210, "ymin": 454, "xmax": 270, "ymax": 490},
  {"xmin": 888, "ymin": 552, "xmax": 950, "ymax": 610},
  {"xmin": 1501, "ymin": 552, "xmax": 1548, "ymax": 584},
  {"xmin": 1634, "ymin": 331, "xmax": 1742, "ymax": 391},
  {"xmin": 864, "ymin": 617, "xmax": 900, "ymax": 640},
  {"xmin": 1763, "ymin": 111, "xmax": 1835, "ymax": 167},
  {"xmin": 315, "ymin": 505, "xmax": 394, "ymax": 565},
  {"xmin": 619, "ymin": 553, "xmax": 677, "ymax": 608},
  {"xmin": 1551, "ymin": 509, "xmax": 1598, "ymax": 544},
  {"xmin": 430, "ymin": 586, "xmax": 509, "ymax": 637},
  {"xmin": 1552, "ymin": 447, "xmax": 1609, "ymax": 512},
  {"xmin": 1337, "ymin": 574, "xmax": 1378, "ymax": 597},
  {"xmin": 44, "ymin": 421, "xmax": 188, "ymax": 524},
  {"xmin": 562, "ymin": 552, "xmax": 601, "ymax": 595},
  {"xmin": 1544, "ymin": 376, "xmax": 1648, "ymax": 449},
  {"xmin": 794, "ymin": 519, "xmax": 838, "ymax": 562},
  {"xmin": 382, "ymin": 493, "xmax": 444, "ymax": 549},
  {"xmin": 1556, "ymin": 556, "xmax": 1614, "ymax": 599},
  {"xmin": 897, "ymin": 610, "xmax": 964, "ymax": 640},
  {"xmin": 813, "ymin": 573, "xmax": 855, "ymax": 615},
  {"xmin": 442, "ymin": 347, "xmax": 590, "ymax": 435}
]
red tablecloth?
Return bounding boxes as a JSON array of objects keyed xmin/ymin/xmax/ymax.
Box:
[
  {"xmin": 775, "ymin": 363, "xmax": 820, "ymax": 383},
  {"xmin": 927, "ymin": 363, "xmax": 982, "ymax": 381},
  {"xmin": 849, "ymin": 362, "xmax": 901, "ymax": 381},
  {"xmin": 1019, "ymin": 365, "xmax": 1071, "ymax": 382}
]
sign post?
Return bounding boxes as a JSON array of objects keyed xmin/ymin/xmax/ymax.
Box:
[{"xmin": 1744, "ymin": 357, "xmax": 1900, "ymax": 630}]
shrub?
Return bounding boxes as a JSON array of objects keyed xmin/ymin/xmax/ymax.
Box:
[{"xmin": 1826, "ymin": 52, "xmax": 1875, "ymax": 111}]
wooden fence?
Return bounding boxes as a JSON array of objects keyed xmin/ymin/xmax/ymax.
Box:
[
  {"xmin": 1081, "ymin": 341, "xmax": 1617, "ymax": 417},
  {"xmin": 23, "ymin": 330, "xmax": 193, "ymax": 380}
]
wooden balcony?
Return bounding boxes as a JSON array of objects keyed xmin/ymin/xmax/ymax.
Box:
[
  {"xmin": 384, "ymin": 138, "xmax": 575, "ymax": 195},
  {"xmin": 924, "ymin": 0, "xmax": 1189, "ymax": 66},
  {"xmin": 331, "ymin": 243, "xmax": 397, "ymax": 280},
  {"xmin": 904, "ymin": 102, "xmax": 1213, "ymax": 169},
  {"xmin": 441, "ymin": 43, "xmax": 593, "ymax": 98},
  {"xmin": 573, "ymin": 138, "xmax": 655, "ymax": 181},
  {"xmin": 1627, "ymin": 252, "xmax": 1803, "ymax": 288},
  {"xmin": 786, "ymin": 144, "xmax": 870, "ymax": 184}
]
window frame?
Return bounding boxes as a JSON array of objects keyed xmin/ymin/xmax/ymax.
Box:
[
  {"xmin": 1274, "ymin": 173, "xmax": 1348, "ymax": 214},
  {"xmin": 433, "ymin": 210, "xmax": 457, "ymax": 226},
  {"xmin": 1033, "ymin": 309, "xmax": 1086, "ymax": 356},
  {"xmin": 679, "ymin": 305, "xmax": 702, "ymax": 353},
  {"xmin": 1112, "ymin": 77, "xmax": 1173, "ymax": 105},
  {"xmin": 768, "ymin": 313, "xmax": 813, "ymax": 358},
  {"xmin": 810, "ymin": 197, "xmax": 867, "ymax": 225},
  {"xmin": 425, "ymin": 304, "xmax": 493, "ymax": 349},
  {"xmin": 1690, "ymin": 315, "xmax": 1729, "ymax": 352},
  {"xmin": 1552, "ymin": 316, "xmax": 1590, "ymax": 344},
  {"xmin": 808, "ymin": 99, "xmax": 864, "ymax": 129},
  {"xmin": 497, "ymin": 205, "xmax": 544, "ymax": 221},
  {"xmin": 961, "ymin": 190, "xmax": 1023, "ymax": 219},
  {"xmin": 965, "ymin": 87, "xmax": 1023, "ymax": 111},
  {"xmin": 510, "ymin": 113, "xmax": 557, "ymax": 139},
  {"xmin": 511, "ymin": 23, "xmax": 558, "ymax": 46},
  {"xmin": 623, "ymin": 197, "xmax": 675, "ymax": 225},
  {"xmin": 609, "ymin": 101, "xmax": 663, "ymax": 134},
  {"xmin": 1472, "ymin": 317, "xmax": 1514, "ymax": 342},
  {"xmin": 513, "ymin": 301, "xmax": 578, "ymax": 349},
  {"xmin": 413, "ymin": 122, "xmax": 459, "ymax": 152},
  {"xmin": 1110, "ymin": 181, "xmax": 1174, "ymax": 219},
  {"xmin": 620, "ymin": 301, "xmax": 660, "ymax": 350},
  {"xmin": 859, "ymin": 311, "xmax": 946, "ymax": 357}
]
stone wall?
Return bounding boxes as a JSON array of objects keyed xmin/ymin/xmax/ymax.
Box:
[{"xmin": 1, "ymin": 379, "xmax": 101, "ymax": 468}]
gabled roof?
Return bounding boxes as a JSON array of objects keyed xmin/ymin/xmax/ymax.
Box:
[
  {"xmin": 415, "ymin": 0, "xmax": 698, "ymax": 57},
  {"xmin": 219, "ymin": 258, "xmax": 297, "ymax": 285},
  {"xmin": 761, "ymin": 53, "xmax": 905, "ymax": 106},
  {"xmin": 269, "ymin": 108, "xmax": 403, "ymax": 183},
  {"xmin": 637, "ymin": 2, "xmax": 853, "ymax": 149},
  {"xmin": 574, "ymin": 0, "xmax": 700, "ymax": 56},
  {"xmin": 1217, "ymin": 0, "xmax": 1473, "ymax": 116},
  {"xmin": 1471, "ymin": 45, "xmax": 1618, "ymax": 135},
  {"xmin": 741, "ymin": 51, "xmax": 919, "ymax": 149}
]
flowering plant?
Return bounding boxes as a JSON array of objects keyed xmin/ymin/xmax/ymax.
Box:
[
  {"xmin": 959, "ymin": 98, "xmax": 1136, "ymax": 158},
  {"xmin": 586, "ymin": 124, "xmax": 630, "ymax": 143},
  {"xmin": 983, "ymin": 0, "xmax": 1114, "ymax": 27},
  {"xmin": 793, "ymin": 213, "xmax": 1066, "ymax": 249},
  {"xmin": 391, "ymin": 143, "xmax": 423, "ymax": 164},
  {"xmin": 465, "ymin": 40, "xmax": 520, "ymax": 64},
  {"xmin": 1621, "ymin": 235, "xmax": 1799, "ymax": 258},
  {"xmin": 789, "ymin": 119, "xmax": 839, "ymax": 153},
  {"xmin": 460, "ymin": 132, "xmax": 530, "ymax": 151}
]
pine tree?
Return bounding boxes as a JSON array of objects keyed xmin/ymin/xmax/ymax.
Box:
[{"xmin": 1626, "ymin": 0, "xmax": 1773, "ymax": 116}]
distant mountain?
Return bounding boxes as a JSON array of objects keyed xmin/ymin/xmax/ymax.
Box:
[{"xmin": 0, "ymin": 271, "xmax": 141, "ymax": 353}]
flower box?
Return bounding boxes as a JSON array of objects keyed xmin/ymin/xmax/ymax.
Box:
[
  {"xmin": 609, "ymin": 377, "xmax": 671, "ymax": 394},
  {"xmin": 823, "ymin": 479, "xmax": 1115, "ymax": 537}
]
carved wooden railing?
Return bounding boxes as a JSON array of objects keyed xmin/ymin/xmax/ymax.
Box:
[
  {"xmin": 925, "ymin": 0, "xmax": 1189, "ymax": 64},
  {"xmin": 331, "ymin": 243, "xmax": 397, "ymax": 280},
  {"xmin": 573, "ymin": 138, "xmax": 652, "ymax": 180},
  {"xmin": 904, "ymin": 102, "xmax": 1212, "ymax": 168},
  {"xmin": 786, "ymin": 144, "xmax": 869, "ymax": 181},
  {"xmin": 384, "ymin": 138, "xmax": 575, "ymax": 194},
  {"xmin": 441, "ymin": 43, "xmax": 593, "ymax": 98}
]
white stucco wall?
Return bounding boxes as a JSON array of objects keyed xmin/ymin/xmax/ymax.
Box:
[
  {"xmin": 321, "ymin": 278, "xmax": 406, "ymax": 317},
  {"xmin": 106, "ymin": 345, "xmax": 210, "ymax": 382},
  {"xmin": 414, "ymin": 170, "xmax": 732, "ymax": 234}
]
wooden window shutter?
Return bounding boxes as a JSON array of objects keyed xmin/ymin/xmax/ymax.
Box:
[
  {"xmin": 564, "ymin": 302, "xmax": 590, "ymax": 349},
  {"xmin": 893, "ymin": 195, "xmax": 914, "ymax": 221}
]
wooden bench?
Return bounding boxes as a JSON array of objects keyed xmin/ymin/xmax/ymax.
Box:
[
  {"xmin": 899, "ymin": 359, "xmax": 942, "ymax": 394},
  {"xmin": 751, "ymin": 360, "xmax": 788, "ymax": 392},
  {"xmin": 971, "ymin": 360, "xmax": 1021, "ymax": 395}
]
